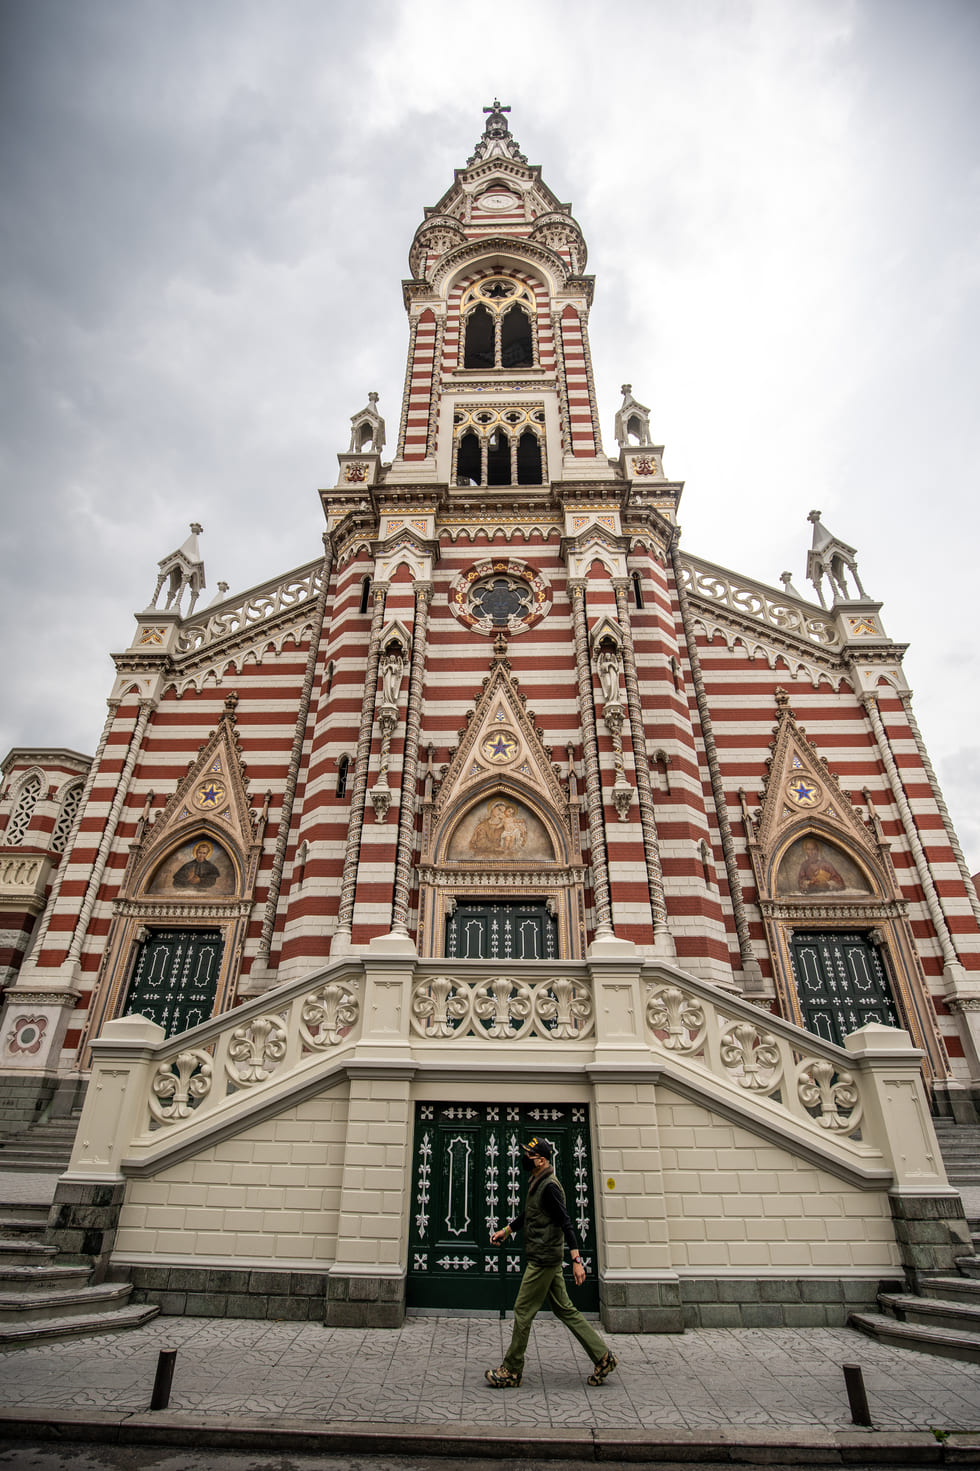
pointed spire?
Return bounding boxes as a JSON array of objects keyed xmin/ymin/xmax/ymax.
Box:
[
  {"xmin": 805, "ymin": 510, "xmax": 867, "ymax": 608},
  {"xmin": 148, "ymin": 522, "xmax": 207, "ymax": 617},
  {"xmin": 348, "ymin": 392, "xmax": 386, "ymax": 455},
  {"xmin": 614, "ymin": 384, "xmax": 652, "ymax": 448},
  {"xmin": 468, "ymin": 100, "xmax": 528, "ymax": 166}
]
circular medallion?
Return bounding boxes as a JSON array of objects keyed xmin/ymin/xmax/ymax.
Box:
[
  {"xmin": 481, "ymin": 731, "xmax": 520, "ymax": 765},
  {"xmin": 786, "ymin": 776, "xmax": 821, "ymax": 809},
  {"xmin": 449, "ymin": 558, "xmax": 552, "ymax": 638},
  {"xmin": 194, "ymin": 778, "xmax": 227, "ymax": 811},
  {"xmin": 475, "ymin": 190, "xmax": 519, "ymax": 212}
]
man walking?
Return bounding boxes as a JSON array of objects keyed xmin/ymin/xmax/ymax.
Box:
[{"xmin": 485, "ymin": 1137, "xmax": 617, "ymax": 1389}]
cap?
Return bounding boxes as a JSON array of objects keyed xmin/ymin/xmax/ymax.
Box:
[{"xmin": 522, "ymin": 1137, "xmax": 552, "ymax": 1161}]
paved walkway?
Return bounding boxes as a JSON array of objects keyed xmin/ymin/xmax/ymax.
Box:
[{"xmin": 0, "ymin": 1312, "xmax": 976, "ymax": 1432}]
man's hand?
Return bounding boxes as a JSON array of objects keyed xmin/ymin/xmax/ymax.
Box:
[
  {"xmin": 490, "ymin": 1229, "xmax": 507, "ymax": 1245},
  {"xmin": 572, "ymin": 1258, "xmax": 586, "ymax": 1287}
]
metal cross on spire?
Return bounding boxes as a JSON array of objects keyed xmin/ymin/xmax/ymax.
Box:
[{"xmin": 469, "ymin": 100, "xmax": 527, "ymax": 165}]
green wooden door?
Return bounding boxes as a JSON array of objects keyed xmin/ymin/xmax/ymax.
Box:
[
  {"xmin": 124, "ymin": 927, "xmax": 223, "ymax": 1038},
  {"xmin": 790, "ymin": 930, "xmax": 898, "ymax": 1047},
  {"xmin": 407, "ymin": 1102, "xmax": 599, "ymax": 1312}
]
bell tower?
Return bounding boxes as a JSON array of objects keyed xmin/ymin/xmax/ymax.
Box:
[{"xmin": 392, "ymin": 100, "xmax": 613, "ymax": 485}]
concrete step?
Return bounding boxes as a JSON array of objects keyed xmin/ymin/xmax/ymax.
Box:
[
  {"xmin": 919, "ymin": 1275, "xmax": 980, "ymax": 1307},
  {"xmin": 878, "ymin": 1290, "xmax": 980, "ymax": 1337},
  {"xmin": 0, "ymin": 1262, "xmax": 91, "ymax": 1292},
  {"xmin": 0, "ymin": 1281, "xmax": 133, "ymax": 1324},
  {"xmin": 0, "ymin": 1207, "xmax": 49, "ymax": 1231},
  {"xmin": 955, "ymin": 1255, "xmax": 980, "ymax": 1280},
  {"xmin": 849, "ymin": 1310, "xmax": 980, "ymax": 1364},
  {"xmin": 0, "ymin": 1160, "xmax": 70, "ymax": 1174},
  {"xmin": 0, "ymin": 1301, "xmax": 159, "ymax": 1347},
  {"xmin": 0, "ymin": 1239, "xmax": 58, "ymax": 1266}
]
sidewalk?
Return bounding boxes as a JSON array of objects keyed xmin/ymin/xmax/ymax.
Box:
[{"xmin": 0, "ymin": 1311, "xmax": 977, "ymax": 1463}]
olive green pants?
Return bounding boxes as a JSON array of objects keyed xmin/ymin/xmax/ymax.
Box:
[{"xmin": 502, "ymin": 1260, "xmax": 608, "ymax": 1376}]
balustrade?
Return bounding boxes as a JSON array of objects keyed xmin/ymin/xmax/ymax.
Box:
[{"xmin": 75, "ymin": 957, "xmax": 934, "ymax": 1190}]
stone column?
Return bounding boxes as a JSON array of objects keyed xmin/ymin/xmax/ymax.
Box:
[
  {"xmin": 587, "ymin": 1074, "xmax": 681, "ymax": 1332},
  {"xmin": 253, "ymin": 541, "xmax": 333, "ymax": 977},
  {"xmin": 844, "ymin": 1023, "xmax": 972, "ymax": 1286},
  {"xmin": 671, "ymin": 546, "xmax": 760, "ymax": 991},
  {"xmin": 333, "ymin": 582, "xmax": 388, "ymax": 952},
  {"xmin": 324, "ymin": 1068, "xmax": 413, "ymax": 1327},
  {"xmin": 65, "ymin": 699, "xmax": 154, "ymax": 970},
  {"xmin": 614, "ymin": 581, "xmax": 673, "ymax": 956},
  {"xmin": 569, "ymin": 582, "xmax": 619, "ymax": 949},
  {"xmin": 388, "ymin": 583, "xmax": 432, "ymax": 943}
]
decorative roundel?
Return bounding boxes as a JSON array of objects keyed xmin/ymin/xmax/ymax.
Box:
[
  {"xmin": 194, "ymin": 778, "xmax": 227, "ymax": 811},
  {"xmin": 481, "ymin": 730, "xmax": 520, "ymax": 764},
  {"xmin": 449, "ymin": 558, "xmax": 552, "ymax": 637},
  {"xmin": 786, "ymin": 776, "xmax": 821, "ymax": 809},
  {"xmin": 474, "ymin": 190, "xmax": 519, "ymax": 212}
]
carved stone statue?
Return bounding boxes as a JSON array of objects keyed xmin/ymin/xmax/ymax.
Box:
[
  {"xmin": 380, "ymin": 649, "xmax": 405, "ymax": 707},
  {"xmin": 597, "ymin": 647, "xmax": 621, "ymax": 707}
]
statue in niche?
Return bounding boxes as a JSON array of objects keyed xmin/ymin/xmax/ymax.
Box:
[
  {"xmin": 597, "ymin": 647, "xmax": 622, "ymax": 707},
  {"xmin": 380, "ymin": 648, "xmax": 405, "ymax": 707}
]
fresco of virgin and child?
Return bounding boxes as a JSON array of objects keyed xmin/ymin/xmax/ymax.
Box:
[{"xmin": 774, "ymin": 836, "xmax": 871, "ymax": 898}]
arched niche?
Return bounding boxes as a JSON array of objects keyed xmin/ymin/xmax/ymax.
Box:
[
  {"xmin": 420, "ymin": 783, "xmax": 584, "ymax": 960},
  {"xmin": 769, "ymin": 829, "xmax": 878, "ymax": 902},
  {"xmin": 144, "ymin": 831, "xmax": 242, "ymax": 899}
]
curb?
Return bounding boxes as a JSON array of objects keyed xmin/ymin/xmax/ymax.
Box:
[{"xmin": 0, "ymin": 1408, "xmax": 978, "ymax": 1464}]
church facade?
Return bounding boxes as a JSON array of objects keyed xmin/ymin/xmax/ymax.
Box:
[{"xmin": 1, "ymin": 105, "xmax": 977, "ymax": 1329}]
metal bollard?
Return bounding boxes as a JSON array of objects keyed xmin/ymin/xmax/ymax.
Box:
[
  {"xmin": 842, "ymin": 1363, "xmax": 872, "ymax": 1427},
  {"xmin": 150, "ymin": 1348, "xmax": 178, "ymax": 1411}
]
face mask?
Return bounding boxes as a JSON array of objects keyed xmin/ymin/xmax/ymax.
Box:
[{"xmin": 520, "ymin": 1154, "xmax": 536, "ymax": 1172}]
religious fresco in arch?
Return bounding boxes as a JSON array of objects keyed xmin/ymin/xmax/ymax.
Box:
[
  {"xmin": 447, "ymin": 797, "xmax": 554, "ymax": 863},
  {"xmin": 774, "ymin": 836, "xmax": 872, "ymax": 899},
  {"xmin": 147, "ymin": 836, "xmax": 237, "ymax": 898}
]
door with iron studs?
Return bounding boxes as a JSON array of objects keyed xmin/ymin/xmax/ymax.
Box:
[{"xmin": 407, "ymin": 1102, "xmax": 599, "ymax": 1313}]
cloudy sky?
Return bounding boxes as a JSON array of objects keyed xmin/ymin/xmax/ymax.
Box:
[{"xmin": 2, "ymin": 0, "xmax": 979, "ymax": 866}]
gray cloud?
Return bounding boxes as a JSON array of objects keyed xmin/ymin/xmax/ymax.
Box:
[{"xmin": 2, "ymin": 0, "xmax": 979, "ymax": 867}]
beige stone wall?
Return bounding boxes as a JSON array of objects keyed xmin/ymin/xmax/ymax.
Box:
[
  {"xmin": 656, "ymin": 1089, "xmax": 901, "ymax": 1274},
  {"xmin": 111, "ymin": 1074, "xmax": 903, "ymax": 1279},
  {"xmin": 113, "ymin": 1089, "xmax": 350, "ymax": 1266}
]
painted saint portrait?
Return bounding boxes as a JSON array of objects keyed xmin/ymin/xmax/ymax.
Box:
[
  {"xmin": 447, "ymin": 797, "xmax": 553, "ymax": 863},
  {"xmin": 774, "ymin": 836, "xmax": 871, "ymax": 899},
  {"xmin": 148, "ymin": 836, "xmax": 237, "ymax": 898}
]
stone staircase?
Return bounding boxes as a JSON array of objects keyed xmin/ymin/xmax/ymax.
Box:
[
  {"xmin": 0, "ymin": 1186, "xmax": 158, "ymax": 1346},
  {"xmin": 932, "ymin": 1118, "xmax": 980, "ymax": 1189},
  {"xmin": 0, "ymin": 1113, "xmax": 81, "ymax": 1173},
  {"xmin": 850, "ymin": 1116, "xmax": 980, "ymax": 1363}
]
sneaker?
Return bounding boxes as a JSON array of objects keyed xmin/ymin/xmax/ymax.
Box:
[
  {"xmin": 485, "ymin": 1365, "xmax": 522, "ymax": 1388},
  {"xmin": 587, "ymin": 1351, "xmax": 618, "ymax": 1386}
]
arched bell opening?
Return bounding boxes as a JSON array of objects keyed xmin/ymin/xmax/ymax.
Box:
[
  {"xmin": 500, "ymin": 304, "xmax": 533, "ymax": 368},
  {"xmin": 455, "ymin": 430, "xmax": 481, "ymax": 486},
  {"xmin": 486, "ymin": 430, "xmax": 511, "ymax": 486},
  {"xmin": 516, "ymin": 429, "xmax": 542, "ymax": 485},
  {"xmin": 463, "ymin": 304, "xmax": 495, "ymax": 369}
]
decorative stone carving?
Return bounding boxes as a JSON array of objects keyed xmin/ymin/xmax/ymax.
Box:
[
  {"xmin": 226, "ymin": 1013, "xmax": 288, "ymax": 1085},
  {"xmin": 797, "ymin": 1059, "xmax": 861, "ymax": 1131},
  {"xmin": 149, "ymin": 1049, "xmax": 213, "ymax": 1124},
  {"xmin": 298, "ymin": 979, "xmax": 359, "ymax": 1048}
]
